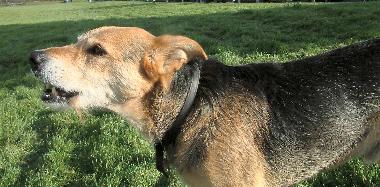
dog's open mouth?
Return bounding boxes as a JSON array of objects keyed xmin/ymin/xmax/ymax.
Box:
[{"xmin": 42, "ymin": 83, "xmax": 79, "ymax": 103}]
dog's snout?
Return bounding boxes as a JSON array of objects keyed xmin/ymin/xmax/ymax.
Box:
[{"xmin": 29, "ymin": 50, "xmax": 46, "ymax": 75}]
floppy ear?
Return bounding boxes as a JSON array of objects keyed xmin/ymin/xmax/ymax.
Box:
[{"xmin": 143, "ymin": 35, "xmax": 207, "ymax": 89}]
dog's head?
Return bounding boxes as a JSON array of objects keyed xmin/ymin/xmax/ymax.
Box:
[{"xmin": 30, "ymin": 26, "xmax": 207, "ymax": 118}]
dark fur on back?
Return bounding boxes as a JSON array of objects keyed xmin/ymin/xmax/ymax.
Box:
[{"xmin": 176, "ymin": 39, "xmax": 380, "ymax": 185}]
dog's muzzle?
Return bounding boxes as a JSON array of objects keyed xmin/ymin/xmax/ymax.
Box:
[{"xmin": 29, "ymin": 50, "xmax": 79, "ymax": 103}]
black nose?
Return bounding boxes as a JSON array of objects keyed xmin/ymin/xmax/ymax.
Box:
[{"xmin": 29, "ymin": 50, "xmax": 45, "ymax": 74}]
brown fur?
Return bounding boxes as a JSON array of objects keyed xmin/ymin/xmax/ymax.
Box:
[
  {"xmin": 353, "ymin": 112, "xmax": 380, "ymax": 162},
  {"xmin": 30, "ymin": 26, "xmax": 380, "ymax": 186}
]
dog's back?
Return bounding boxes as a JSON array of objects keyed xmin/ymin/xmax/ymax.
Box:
[
  {"xmin": 192, "ymin": 39, "xmax": 380, "ymax": 185},
  {"xmin": 257, "ymin": 39, "xmax": 380, "ymax": 184}
]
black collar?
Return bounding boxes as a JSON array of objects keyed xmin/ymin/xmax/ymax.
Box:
[{"xmin": 154, "ymin": 59, "xmax": 201, "ymax": 176}]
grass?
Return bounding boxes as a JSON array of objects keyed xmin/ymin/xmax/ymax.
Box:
[{"xmin": 0, "ymin": 1, "xmax": 380, "ymax": 186}]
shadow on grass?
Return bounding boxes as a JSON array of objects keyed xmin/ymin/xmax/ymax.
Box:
[
  {"xmin": 18, "ymin": 109, "xmax": 163, "ymax": 186},
  {"xmin": 17, "ymin": 110, "xmax": 57, "ymax": 186},
  {"xmin": 155, "ymin": 173, "xmax": 175, "ymax": 187},
  {"xmin": 16, "ymin": 110, "xmax": 102, "ymax": 186},
  {"xmin": 0, "ymin": 2, "xmax": 379, "ymax": 186},
  {"xmin": 1, "ymin": 2, "xmax": 380, "ymax": 80}
]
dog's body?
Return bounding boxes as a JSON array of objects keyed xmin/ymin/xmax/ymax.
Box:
[{"xmin": 30, "ymin": 26, "xmax": 380, "ymax": 186}]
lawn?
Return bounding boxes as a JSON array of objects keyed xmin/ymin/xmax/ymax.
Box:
[{"xmin": 0, "ymin": 1, "xmax": 380, "ymax": 186}]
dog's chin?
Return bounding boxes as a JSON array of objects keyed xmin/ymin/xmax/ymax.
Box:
[{"xmin": 41, "ymin": 83, "xmax": 79, "ymax": 110}]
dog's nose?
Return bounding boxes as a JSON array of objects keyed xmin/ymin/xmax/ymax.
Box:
[{"xmin": 29, "ymin": 50, "xmax": 45, "ymax": 74}]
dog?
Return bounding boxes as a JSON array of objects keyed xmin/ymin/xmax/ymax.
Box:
[{"xmin": 30, "ymin": 26, "xmax": 380, "ymax": 186}]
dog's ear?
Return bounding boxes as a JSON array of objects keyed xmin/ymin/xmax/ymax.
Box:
[{"xmin": 143, "ymin": 35, "xmax": 207, "ymax": 89}]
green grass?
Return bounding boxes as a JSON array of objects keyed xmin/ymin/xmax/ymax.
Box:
[{"xmin": 0, "ymin": 1, "xmax": 380, "ymax": 186}]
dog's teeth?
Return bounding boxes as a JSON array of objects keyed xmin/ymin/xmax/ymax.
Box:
[
  {"xmin": 52, "ymin": 87, "xmax": 58, "ymax": 96},
  {"xmin": 45, "ymin": 83, "xmax": 53, "ymax": 89}
]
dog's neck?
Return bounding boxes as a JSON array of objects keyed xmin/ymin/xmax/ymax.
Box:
[{"xmin": 145, "ymin": 59, "xmax": 201, "ymax": 141}]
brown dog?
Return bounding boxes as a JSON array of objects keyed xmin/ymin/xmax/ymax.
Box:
[{"xmin": 30, "ymin": 26, "xmax": 380, "ymax": 186}]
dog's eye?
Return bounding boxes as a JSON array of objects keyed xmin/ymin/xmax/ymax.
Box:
[{"xmin": 87, "ymin": 44, "xmax": 107, "ymax": 56}]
